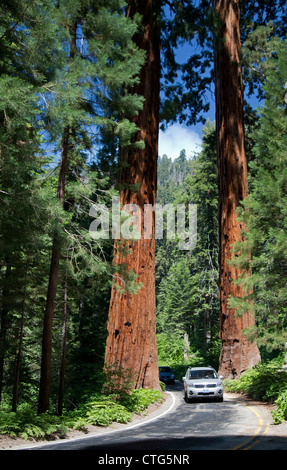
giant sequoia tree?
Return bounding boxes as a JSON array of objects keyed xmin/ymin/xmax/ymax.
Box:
[
  {"xmin": 37, "ymin": 0, "xmax": 145, "ymax": 412},
  {"xmin": 104, "ymin": 0, "xmax": 161, "ymax": 390},
  {"xmin": 212, "ymin": 0, "xmax": 261, "ymax": 377}
]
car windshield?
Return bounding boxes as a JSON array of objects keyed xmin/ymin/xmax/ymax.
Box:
[
  {"xmin": 159, "ymin": 367, "xmax": 171, "ymax": 372},
  {"xmin": 189, "ymin": 369, "xmax": 218, "ymax": 380}
]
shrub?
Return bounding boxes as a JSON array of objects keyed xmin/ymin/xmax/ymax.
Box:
[
  {"xmin": 102, "ymin": 361, "xmax": 136, "ymax": 398},
  {"xmin": 272, "ymin": 390, "xmax": 287, "ymax": 424},
  {"xmin": 120, "ymin": 388, "xmax": 164, "ymax": 414},
  {"xmin": 224, "ymin": 356, "xmax": 287, "ymax": 423},
  {"xmin": 0, "ymin": 405, "xmax": 67, "ymax": 440},
  {"xmin": 69, "ymin": 388, "xmax": 164, "ymax": 429},
  {"xmin": 85, "ymin": 400, "xmax": 133, "ymax": 427},
  {"xmin": 0, "ymin": 388, "xmax": 164, "ymax": 440}
]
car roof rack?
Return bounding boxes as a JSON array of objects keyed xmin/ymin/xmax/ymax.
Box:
[{"xmin": 188, "ymin": 365, "xmax": 214, "ymax": 369}]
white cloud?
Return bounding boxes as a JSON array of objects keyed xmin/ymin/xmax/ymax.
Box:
[{"xmin": 159, "ymin": 123, "xmax": 202, "ymax": 160}]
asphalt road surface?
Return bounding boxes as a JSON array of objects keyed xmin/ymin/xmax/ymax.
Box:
[{"xmin": 14, "ymin": 382, "xmax": 287, "ymax": 452}]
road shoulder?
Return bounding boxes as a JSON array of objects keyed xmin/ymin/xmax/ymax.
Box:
[{"xmin": 225, "ymin": 392, "xmax": 287, "ymax": 438}]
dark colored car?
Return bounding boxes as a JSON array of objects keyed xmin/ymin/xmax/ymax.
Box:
[{"xmin": 159, "ymin": 366, "xmax": 175, "ymax": 384}]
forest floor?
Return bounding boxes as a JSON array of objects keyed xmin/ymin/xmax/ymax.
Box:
[{"xmin": 1, "ymin": 391, "xmax": 287, "ymax": 450}]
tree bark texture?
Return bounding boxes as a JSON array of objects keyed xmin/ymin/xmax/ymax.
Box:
[
  {"xmin": 213, "ymin": 0, "xmax": 261, "ymax": 378},
  {"xmin": 104, "ymin": 0, "xmax": 161, "ymax": 390}
]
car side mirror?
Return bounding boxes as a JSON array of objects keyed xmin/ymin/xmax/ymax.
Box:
[
  {"xmin": 219, "ymin": 375, "xmax": 224, "ymax": 380},
  {"xmin": 182, "ymin": 377, "xmax": 186, "ymax": 381}
]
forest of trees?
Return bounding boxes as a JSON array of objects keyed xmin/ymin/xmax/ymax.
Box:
[
  {"xmin": 1, "ymin": 0, "xmax": 287, "ymax": 427},
  {"xmin": 156, "ymin": 124, "xmax": 220, "ymax": 367}
]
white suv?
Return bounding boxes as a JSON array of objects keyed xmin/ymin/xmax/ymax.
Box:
[{"xmin": 183, "ymin": 366, "xmax": 224, "ymax": 402}]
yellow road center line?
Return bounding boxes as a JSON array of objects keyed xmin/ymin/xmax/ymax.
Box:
[
  {"xmin": 243, "ymin": 423, "xmax": 270, "ymax": 450},
  {"xmin": 232, "ymin": 401, "xmax": 266, "ymax": 450}
]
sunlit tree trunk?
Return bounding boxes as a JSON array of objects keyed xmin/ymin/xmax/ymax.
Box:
[
  {"xmin": 104, "ymin": 0, "xmax": 161, "ymax": 390},
  {"xmin": 213, "ymin": 0, "xmax": 261, "ymax": 377}
]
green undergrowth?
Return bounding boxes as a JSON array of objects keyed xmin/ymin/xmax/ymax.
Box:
[
  {"xmin": 0, "ymin": 388, "xmax": 164, "ymax": 441},
  {"xmin": 224, "ymin": 356, "xmax": 287, "ymax": 424},
  {"xmin": 0, "ymin": 405, "xmax": 68, "ymax": 440}
]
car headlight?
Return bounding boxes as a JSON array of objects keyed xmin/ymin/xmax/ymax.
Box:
[
  {"xmin": 187, "ymin": 383, "xmax": 194, "ymax": 388},
  {"xmin": 216, "ymin": 381, "xmax": 222, "ymax": 386}
]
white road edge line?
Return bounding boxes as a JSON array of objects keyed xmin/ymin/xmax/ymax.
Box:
[{"xmin": 13, "ymin": 391, "xmax": 177, "ymax": 450}]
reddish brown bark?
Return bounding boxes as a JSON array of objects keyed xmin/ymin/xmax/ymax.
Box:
[
  {"xmin": 104, "ymin": 0, "xmax": 161, "ymax": 390},
  {"xmin": 213, "ymin": 0, "xmax": 261, "ymax": 378}
]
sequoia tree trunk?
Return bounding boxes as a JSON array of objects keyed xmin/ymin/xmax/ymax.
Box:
[
  {"xmin": 213, "ymin": 0, "xmax": 261, "ymax": 378},
  {"xmin": 104, "ymin": 0, "xmax": 161, "ymax": 390}
]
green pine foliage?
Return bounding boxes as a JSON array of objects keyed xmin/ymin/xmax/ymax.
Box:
[{"xmin": 0, "ymin": 0, "xmax": 145, "ymax": 414}]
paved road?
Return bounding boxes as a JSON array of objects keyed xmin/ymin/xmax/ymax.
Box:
[{"xmin": 15, "ymin": 382, "xmax": 287, "ymax": 452}]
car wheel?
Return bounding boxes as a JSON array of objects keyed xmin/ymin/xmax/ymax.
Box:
[{"xmin": 217, "ymin": 396, "xmax": 223, "ymax": 402}]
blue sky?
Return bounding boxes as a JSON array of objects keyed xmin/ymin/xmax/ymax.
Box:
[
  {"xmin": 158, "ymin": 123, "xmax": 204, "ymax": 160},
  {"xmin": 158, "ymin": 33, "xmax": 215, "ymax": 161},
  {"xmin": 158, "ymin": 89, "xmax": 261, "ymax": 161},
  {"xmin": 158, "ymin": 82, "xmax": 215, "ymax": 161}
]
